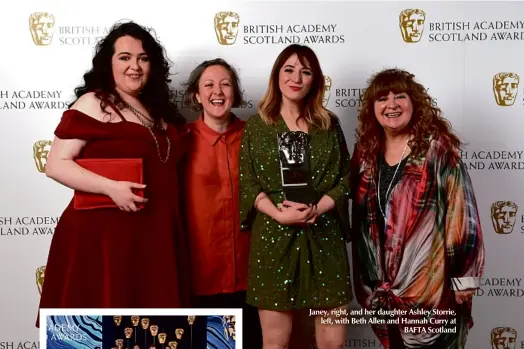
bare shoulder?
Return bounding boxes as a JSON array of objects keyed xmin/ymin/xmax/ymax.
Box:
[{"xmin": 69, "ymin": 92, "xmax": 119, "ymax": 122}]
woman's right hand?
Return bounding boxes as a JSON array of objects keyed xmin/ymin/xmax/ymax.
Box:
[
  {"xmin": 105, "ymin": 181, "xmax": 148, "ymax": 212},
  {"xmin": 275, "ymin": 202, "xmax": 314, "ymax": 226}
]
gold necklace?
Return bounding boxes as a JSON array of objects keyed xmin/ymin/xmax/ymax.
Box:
[{"xmin": 123, "ymin": 101, "xmax": 171, "ymax": 163}]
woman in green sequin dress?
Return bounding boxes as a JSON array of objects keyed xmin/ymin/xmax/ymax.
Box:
[{"xmin": 239, "ymin": 44, "xmax": 353, "ymax": 349}]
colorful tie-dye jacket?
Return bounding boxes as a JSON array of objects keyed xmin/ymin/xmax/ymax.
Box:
[{"xmin": 350, "ymin": 135, "xmax": 485, "ymax": 347}]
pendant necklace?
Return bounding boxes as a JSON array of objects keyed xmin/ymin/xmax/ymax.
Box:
[
  {"xmin": 123, "ymin": 101, "xmax": 171, "ymax": 163},
  {"xmin": 377, "ymin": 139, "xmax": 409, "ymax": 221}
]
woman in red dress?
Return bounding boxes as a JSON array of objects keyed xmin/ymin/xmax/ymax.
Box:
[{"xmin": 36, "ymin": 21, "xmax": 190, "ymax": 325}]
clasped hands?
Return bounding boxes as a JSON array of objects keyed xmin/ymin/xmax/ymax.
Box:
[{"xmin": 275, "ymin": 200, "xmax": 318, "ymax": 226}]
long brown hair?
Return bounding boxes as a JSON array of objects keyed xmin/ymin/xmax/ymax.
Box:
[
  {"xmin": 356, "ymin": 68, "xmax": 461, "ymax": 168},
  {"xmin": 258, "ymin": 44, "xmax": 331, "ymax": 130}
]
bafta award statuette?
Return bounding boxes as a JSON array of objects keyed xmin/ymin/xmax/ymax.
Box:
[{"xmin": 277, "ymin": 131, "xmax": 317, "ymax": 204}]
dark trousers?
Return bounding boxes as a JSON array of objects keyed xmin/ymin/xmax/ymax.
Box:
[{"xmin": 192, "ymin": 291, "xmax": 263, "ymax": 349}]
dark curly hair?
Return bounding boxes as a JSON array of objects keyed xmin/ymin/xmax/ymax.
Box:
[
  {"xmin": 356, "ymin": 68, "xmax": 461, "ymax": 168},
  {"xmin": 69, "ymin": 21, "xmax": 184, "ymax": 126}
]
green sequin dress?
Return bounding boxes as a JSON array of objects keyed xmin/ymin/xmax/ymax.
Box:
[{"xmin": 239, "ymin": 113, "xmax": 353, "ymax": 311}]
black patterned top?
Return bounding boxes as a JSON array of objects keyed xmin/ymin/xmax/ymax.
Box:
[
  {"xmin": 378, "ymin": 153, "xmax": 409, "ymax": 215},
  {"xmin": 377, "ymin": 153, "xmax": 409, "ymax": 246}
]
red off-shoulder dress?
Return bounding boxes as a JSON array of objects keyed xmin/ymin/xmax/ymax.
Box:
[{"xmin": 36, "ymin": 106, "xmax": 190, "ymax": 326}]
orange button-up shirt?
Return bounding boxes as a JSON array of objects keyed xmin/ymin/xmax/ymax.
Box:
[{"xmin": 183, "ymin": 115, "xmax": 251, "ymax": 296}]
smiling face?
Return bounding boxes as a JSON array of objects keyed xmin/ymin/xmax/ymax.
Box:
[
  {"xmin": 111, "ymin": 35, "xmax": 151, "ymax": 97},
  {"xmin": 374, "ymin": 91, "xmax": 413, "ymax": 135},
  {"xmin": 196, "ymin": 64, "xmax": 233, "ymax": 121},
  {"xmin": 278, "ymin": 53, "xmax": 314, "ymax": 104}
]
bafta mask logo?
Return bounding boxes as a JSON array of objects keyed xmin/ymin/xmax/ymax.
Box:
[
  {"xmin": 323, "ymin": 75, "xmax": 332, "ymax": 107},
  {"xmin": 491, "ymin": 327, "xmax": 517, "ymax": 349},
  {"xmin": 493, "ymin": 73, "xmax": 520, "ymax": 106},
  {"xmin": 399, "ymin": 9, "xmax": 426, "ymax": 43},
  {"xmin": 33, "ymin": 140, "xmax": 52, "ymax": 173},
  {"xmin": 214, "ymin": 12, "xmax": 240, "ymax": 45},
  {"xmin": 223, "ymin": 315, "xmax": 236, "ymax": 340},
  {"xmin": 29, "ymin": 12, "xmax": 55, "ymax": 46},
  {"xmin": 36, "ymin": 266, "xmax": 46, "ymax": 295},
  {"xmin": 491, "ymin": 201, "xmax": 518, "ymax": 234},
  {"xmin": 278, "ymin": 132, "xmax": 309, "ymax": 167}
]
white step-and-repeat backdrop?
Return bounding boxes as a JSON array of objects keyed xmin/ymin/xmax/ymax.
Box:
[{"xmin": 1, "ymin": 0, "xmax": 523, "ymax": 348}]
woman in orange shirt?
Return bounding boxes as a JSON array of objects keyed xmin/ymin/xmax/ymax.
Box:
[{"xmin": 182, "ymin": 58, "xmax": 262, "ymax": 348}]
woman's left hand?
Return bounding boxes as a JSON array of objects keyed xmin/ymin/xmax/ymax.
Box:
[
  {"xmin": 454, "ymin": 289, "xmax": 476, "ymax": 304},
  {"xmin": 278, "ymin": 200, "xmax": 318, "ymax": 224}
]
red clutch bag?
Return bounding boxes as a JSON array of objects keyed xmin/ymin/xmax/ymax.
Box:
[{"xmin": 74, "ymin": 158, "xmax": 144, "ymax": 210}]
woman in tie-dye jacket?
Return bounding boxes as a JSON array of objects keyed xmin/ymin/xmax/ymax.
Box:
[{"xmin": 350, "ymin": 68, "xmax": 485, "ymax": 349}]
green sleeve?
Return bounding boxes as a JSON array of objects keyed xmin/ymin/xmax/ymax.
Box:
[
  {"xmin": 325, "ymin": 117, "xmax": 352, "ymax": 242},
  {"xmin": 239, "ymin": 117, "xmax": 262, "ymax": 231}
]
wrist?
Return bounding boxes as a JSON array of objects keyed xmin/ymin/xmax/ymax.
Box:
[
  {"xmin": 314, "ymin": 203, "xmax": 325, "ymax": 216},
  {"xmin": 316, "ymin": 195, "xmax": 335, "ymax": 216},
  {"xmin": 271, "ymin": 209, "xmax": 283, "ymax": 223},
  {"xmin": 101, "ymin": 178, "xmax": 115, "ymax": 196},
  {"xmin": 254, "ymin": 193, "xmax": 268, "ymax": 210}
]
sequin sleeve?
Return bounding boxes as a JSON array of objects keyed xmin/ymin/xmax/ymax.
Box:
[
  {"xmin": 239, "ymin": 117, "xmax": 262, "ymax": 231},
  {"xmin": 325, "ymin": 117, "xmax": 352, "ymax": 242}
]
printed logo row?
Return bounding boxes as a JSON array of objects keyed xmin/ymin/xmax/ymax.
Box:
[{"xmin": 29, "ymin": 10, "xmax": 524, "ymax": 46}]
